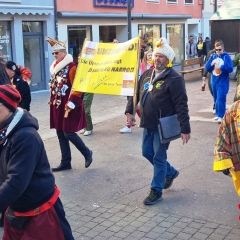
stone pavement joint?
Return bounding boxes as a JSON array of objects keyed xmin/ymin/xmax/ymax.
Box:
[{"xmin": 60, "ymin": 200, "xmax": 239, "ymax": 240}]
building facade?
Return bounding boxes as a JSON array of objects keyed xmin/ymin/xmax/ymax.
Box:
[
  {"xmin": 0, "ymin": 0, "xmax": 55, "ymax": 91},
  {"xmin": 210, "ymin": 0, "xmax": 240, "ymax": 54},
  {"xmin": 56, "ymin": 0, "xmax": 203, "ymax": 65}
]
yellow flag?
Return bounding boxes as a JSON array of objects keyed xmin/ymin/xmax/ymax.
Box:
[{"xmin": 72, "ymin": 37, "xmax": 139, "ymax": 96}]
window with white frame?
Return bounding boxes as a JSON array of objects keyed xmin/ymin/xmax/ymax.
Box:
[
  {"xmin": 167, "ymin": 0, "xmax": 177, "ymax": 4},
  {"xmin": 185, "ymin": 0, "xmax": 193, "ymax": 4},
  {"xmin": 146, "ymin": 0, "xmax": 160, "ymax": 3}
]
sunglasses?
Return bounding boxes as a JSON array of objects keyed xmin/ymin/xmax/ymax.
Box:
[
  {"xmin": 52, "ymin": 52, "xmax": 61, "ymax": 55},
  {"xmin": 215, "ymin": 49, "xmax": 222, "ymax": 51}
]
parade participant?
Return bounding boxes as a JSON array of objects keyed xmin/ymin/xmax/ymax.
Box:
[
  {"xmin": 79, "ymin": 92, "xmax": 94, "ymax": 136},
  {"xmin": 140, "ymin": 49, "xmax": 153, "ymax": 73},
  {"xmin": 5, "ymin": 61, "xmax": 31, "ymax": 111},
  {"xmin": 213, "ymin": 98, "xmax": 240, "ymax": 197},
  {"xmin": 17, "ymin": 65, "xmax": 32, "ymax": 85},
  {"xmin": 232, "ymin": 53, "xmax": 240, "ymax": 102},
  {"xmin": 45, "ymin": 36, "xmax": 93, "ymax": 171},
  {"xmin": 0, "ymin": 84, "xmax": 74, "ymax": 239},
  {"xmin": 113, "ymin": 38, "xmax": 119, "ymax": 43},
  {"xmin": 0, "ymin": 58, "xmax": 10, "ymax": 85},
  {"xmin": 0, "ymin": 58, "xmax": 10, "ymax": 227},
  {"xmin": 125, "ymin": 38, "xmax": 191, "ymax": 205},
  {"xmin": 78, "ymin": 55, "xmax": 94, "ymax": 136},
  {"xmin": 205, "ymin": 41, "xmax": 233, "ymax": 123},
  {"xmin": 202, "ymin": 39, "xmax": 223, "ymax": 115}
]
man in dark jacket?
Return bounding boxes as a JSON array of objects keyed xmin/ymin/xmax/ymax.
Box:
[
  {"xmin": 125, "ymin": 38, "xmax": 191, "ymax": 205},
  {"xmin": 203, "ymin": 37, "xmax": 211, "ymax": 57},
  {"xmin": 0, "ymin": 84, "xmax": 73, "ymax": 239},
  {"xmin": 45, "ymin": 36, "xmax": 93, "ymax": 171}
]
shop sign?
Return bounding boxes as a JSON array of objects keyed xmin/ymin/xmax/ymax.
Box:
[{"xmin": 94, "ymin": 0, "xmax": 134, "ymax": 8}]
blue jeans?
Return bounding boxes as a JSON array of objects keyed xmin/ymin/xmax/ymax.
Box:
[
  {"xmin": 56, "ymin": 130, "xmax": 90, "ymax": 164},
  {"xmin": 142, "ymin": 128, "xmax": 176, "ymax": 195}
]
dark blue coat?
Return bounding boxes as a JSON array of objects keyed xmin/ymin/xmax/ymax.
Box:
[{"xmin": 0, "ymin": 109, "xmax": 55, "ymax": 212}]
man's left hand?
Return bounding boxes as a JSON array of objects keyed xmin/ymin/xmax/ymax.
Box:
[{"xmin": 181, "ymin": 133, "xmax": 191, "ymax": 145}]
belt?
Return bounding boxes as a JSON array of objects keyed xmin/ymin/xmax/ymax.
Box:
[{"xmin": 14, "ymin": 185, "xmax": 60, "ymax": 217}]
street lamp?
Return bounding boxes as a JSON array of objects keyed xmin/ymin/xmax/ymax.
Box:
[{"xmin": 127, "ymin": 0, "xmax": 132, "ymax": 40}]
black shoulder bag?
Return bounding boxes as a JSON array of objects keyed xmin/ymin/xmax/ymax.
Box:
[{"xmin": 149, "ymin": 91, "xmax": 181, "ymax": 144}]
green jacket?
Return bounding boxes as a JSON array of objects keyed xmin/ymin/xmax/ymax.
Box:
[{"xmin": 232, "ymin": 53, "xmax": 240, "ymax": 71}]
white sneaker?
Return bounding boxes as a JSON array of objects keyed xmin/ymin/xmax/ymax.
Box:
[
  {"xmin": 217, "ymin": 117, "xmax": 222, "ymax": 123},
  {"xmin": 214, "ymin": 116, "xmax": 218, "ymax": 120},
  {"xmin": 79, "ymin": 129, "xmax": 85, "ymax": 134},
  {"xmin": 119, "ymin": 126, "xmax": 131, "ymax": 133},
  {"xmin": 213, "ymin": 109, "xmax": 216, "ymax": 115},
  {"xmin": 84, "ymin": 130, "xmax": 92, "ymax": 136}
]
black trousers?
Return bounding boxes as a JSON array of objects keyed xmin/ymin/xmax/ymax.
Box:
[{"xmin": 56, "ymin": 130, "xmax": 90, "ymax": 164}]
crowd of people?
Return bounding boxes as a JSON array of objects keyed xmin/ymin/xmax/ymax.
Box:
[{"xmin": 0, "ymin": 33, "xmax": 239, "ymax": 239}]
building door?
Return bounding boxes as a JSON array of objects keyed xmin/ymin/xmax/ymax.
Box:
[{"xmin": 22, "ymin": 22, "xmax": 45, "ymax": 91}]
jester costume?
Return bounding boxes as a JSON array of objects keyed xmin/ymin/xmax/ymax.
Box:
[
  {"xmin": 214, "ymin": 101, "xmax": 240, "ymax": 195},
  {"xmin": 233, "ymin": 53, "xmax": 240, "ymax": 102}
]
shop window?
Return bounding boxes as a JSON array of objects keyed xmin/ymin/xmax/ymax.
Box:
[
  {"xmin": 166, "ymin": 24, "xmax": 184, "ymax": 65},
  {"xmin": 138, "ymin": 24, "xmax": 161, "ymax": 52},
  {"xmin": 185, "ymin": 0, "xmax": 193, "ymax": 3},
  {"xmin": 0, "ymin": 21, "xmax": 12, "ymax": 61},
  {"xmin": 167, "ymin": 0, "xmax": 177, "ymax": 3},
  {"xmin": 99, "ymin": 26, "xmax": 116, "ymax": 43},
  {"xmin": 68, "ymin": 26, "xmax": 92, "ymax": 64},
  {"xmin": 22, "ymin": 22, "xmax": 42, "ymax": 33}
]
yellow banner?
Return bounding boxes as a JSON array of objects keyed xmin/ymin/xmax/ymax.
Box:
[{"xmin": 72, "ymin": 37, "xmax": 139, "ymax": 96}]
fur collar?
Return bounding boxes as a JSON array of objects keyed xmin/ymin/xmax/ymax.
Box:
[{"xmin": 50, "ymin": 54, "xmax": 73, "ymax": 76}]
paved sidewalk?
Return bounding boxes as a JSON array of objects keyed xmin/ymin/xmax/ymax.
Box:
[
  {"xmin": 0, "ymin": 71, "xmax": 240, "ymax": 239},
  {"xmin": 62, "ymin": 200, "xmax": 240, "ymax": 240}
]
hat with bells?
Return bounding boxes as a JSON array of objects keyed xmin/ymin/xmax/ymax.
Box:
[
  {"xmin": 153, "ymin": 38, "xmax": 175, "ymax": 67},
  {"xmin": 45, "ymin": 36, "xmax": 67, "ymax": 52}
]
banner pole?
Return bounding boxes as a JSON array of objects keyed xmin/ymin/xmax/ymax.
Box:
[{"xmin": 132, "ymin": 31, "xmax": 142, "ymax": 117}]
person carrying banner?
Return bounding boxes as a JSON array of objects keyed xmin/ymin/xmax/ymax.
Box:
[
  {"xmin": 78, "ymin": 54, "xmax": 94, "ymax": 136},
  {"xmin": 0, "ymin": 84, "xmax": 74, "ymax": 239},
  {"xmin": 119, "ymin": 41, "xmax": 144, "ymax": 133},
  {"xmin": 124, "ymin": 38, "xmax": 191, "ymax": 205},
  {"xmin": 45, "ymin": 36, "xmax": 93, "ymax": 172}
]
